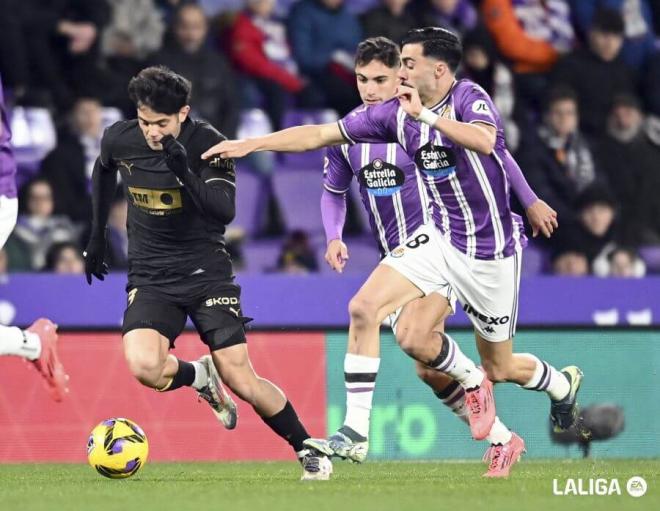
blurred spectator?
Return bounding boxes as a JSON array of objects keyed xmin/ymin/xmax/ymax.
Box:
[
  {"xmin": 552, "ymin": 7, "xmax": 636, "ymax": 137},
  {"xmin": 5, "ymin": 178, "xmax": 79, "ymax": 270},
  {"xmin": 594, "ymin": 94, "xmax": 660, "ymax": 244},
  {"xmin": 460, "ymin": 27, "xmax": 520, "ymax": 150},
  {"xmin": 151, "ymin": 3, "xmax": 239, "ymax": 136},
  {"xmin": 482, "ymin": 0, "xmax": 575, "ymax": 113},
  {"xmin": 287, "ymin": 0, "xmax": 362, "ymax": 115},
  {"xmin": 228, "ymin": 0, "xmax": 318, "ymax": 130},
  {"xmin": 40, "ymin": 97, "xmax": 104, "ymax": 224},
  {"xmin": 19, "ymin": 0, "xmax": 111, "ymax": 110},
  {"xmin": 361, "ymin": 0, "xmax": 417, "ymax": 44},
  {"xmin": 411, "ymin": 0, "xmax": 478, "ymax": 35},
  {"xmin": 103, "ymin": 0, "xmax": 165, "ymax": 60},
  {"xmin": 44, "ymin": 241, "xmax": 85, "ymax": 274},
  {"xmin": 571, "ymin": 0, "xmax": 656, "ymax": 71},
  {"xmin": 106, "ymin": 195, "xmax": 128, "ymax": 269},
  {"xmin": 552, "ymin": 250, "xmax": 590, "ymax": 276},
  {"xmin": 275, "ymin": 229, "xmax": 318, "ymax": 274},
  {"xmin": 517, "ymin": 86, "xmax": 596, "ymax": 230},
  {"xmin": 593, "ymin": 246, "xmax": 646, "ymax": 277},
  {"xmin": 0, "ymin": 0, "xmax": 29, "ymax": 96}
]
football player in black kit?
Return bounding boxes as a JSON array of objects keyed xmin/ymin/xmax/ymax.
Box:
[{"xmin": 83, "ymin": 66, "xmax": 332, "ymax": 480}]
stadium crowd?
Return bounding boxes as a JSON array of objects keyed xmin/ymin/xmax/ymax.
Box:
[{"xmin": 1, "ymin": 0, "xmax": 659, "ymax": 277}]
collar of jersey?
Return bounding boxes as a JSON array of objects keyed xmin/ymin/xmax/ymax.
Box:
[{"xmin": 428, "ymin": 80, "xmax": 458, "ymax": 112}]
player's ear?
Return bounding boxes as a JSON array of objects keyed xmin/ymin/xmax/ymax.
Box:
[{"xmin": 178, "ymin": 105, "xmax": 191, "ymax": 123}]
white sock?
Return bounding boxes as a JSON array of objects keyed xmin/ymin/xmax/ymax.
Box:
[
  {"xmin": 191, "ymin": 360, "xmax": 209, "ymax": 390},
  {"xmin": 343, "ymin": 353, "xmax": 380, "ymax": 439},
  {"xmin": 435, "ymin": 381, "xmax": 469, "ymax": 424},
  {"xmin": 0, "ymin": 326, "xmax": 41, "ymax": 360},
  {"xmin": 433, "ymin": 334, "xmax": 483, "ymax": 389},
  {"xmin": 520, "ymin": 353, "xmax": 570, "ymax": 401},
  {"xmin": 486, "ymin": 416, "xmax": 512, "ymax": 445}
]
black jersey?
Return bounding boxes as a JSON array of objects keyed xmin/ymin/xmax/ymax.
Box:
[{"xmin": 100, "ymin": 117, "xmax": 235, "ymax": 286}]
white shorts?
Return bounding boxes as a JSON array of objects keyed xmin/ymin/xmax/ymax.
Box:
[
  {"xmin": 0, "ymin": 196, "xmax": 18, "ymax": 249},
  {"xmin": 381, "ymin": 221, "xmax": 522, "ymax": 342}
]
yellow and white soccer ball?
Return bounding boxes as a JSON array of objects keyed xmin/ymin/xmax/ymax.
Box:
[{"xmin": 87, "ymin": 418, "xmax": 149, "ymax": 479}]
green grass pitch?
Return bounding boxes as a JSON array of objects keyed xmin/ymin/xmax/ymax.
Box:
[{"xmin": 1, "ymin": 460, "xmax": 658, "ymax": 511}]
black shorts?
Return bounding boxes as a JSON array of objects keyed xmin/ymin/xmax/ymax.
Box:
[{"xmin": 122, "ymin": 279, "xmax": 252, "ymax": 351}]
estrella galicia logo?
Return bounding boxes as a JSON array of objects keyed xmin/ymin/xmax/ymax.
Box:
[
  {"xmin": 414, "ymin": 141, "xmax": 457, "ymax": 178},
  {"xmin": 358, "ymin": 158, "xmax": 405, "ymax": 197}
]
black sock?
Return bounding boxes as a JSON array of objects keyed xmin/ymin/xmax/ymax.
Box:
[
  {"xmin": 428, "ymin": 333, "xmax": 450, "ymax": 367},
  {"xmin": 161, "ymin": 359, "xmax": 195, "ymax": 392},
  {"xmin": 262, "ymin": 401, "xmax": 310, "ymax": 453}
]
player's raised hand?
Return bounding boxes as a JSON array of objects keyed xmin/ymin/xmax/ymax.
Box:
[
  {"xmin": 201, "ymin": 139, "xmax": 254, "ymax": 160},
  {"xmin": 325, "ymin": 239, "xmax": 349, "ymax": 274},
  {"xmin": 396, "ymin": 83, "xmax": 423, "ymax": 119},
  {"xmin": 161, "ymin": 134, "xmax": 188, "ymax": 179},
  {"xmin": 526, "ymin": 199, "xmax": 558, "ymax": 238},
  {"xmin": 83, "ymin": 232, "xmax": 109, "ymax": 285}
]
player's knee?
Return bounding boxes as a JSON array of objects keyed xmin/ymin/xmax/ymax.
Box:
[
  {"xmin": 348, "ymin": 295, "xmax": 379, "ymax": 328},
  {"xmin": 481, "ymin": 359, "xmax": 510, "ymax": 383},
  {"xmin": 125, "ymin": 353, "xmax": 164, "ymax": 388}
]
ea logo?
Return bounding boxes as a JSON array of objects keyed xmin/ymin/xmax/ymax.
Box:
[{"xmin": 626, "ymin": 476, "xmax": 647, "ymax": 497}]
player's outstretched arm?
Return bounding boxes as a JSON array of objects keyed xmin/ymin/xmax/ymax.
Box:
[
  {"xmin": 201, "ymin": 123, "xmax": 345, "ymax": 160},
  {"xmin": 84, "ymin": 157, "xmax": 116, "ymax": 284}
]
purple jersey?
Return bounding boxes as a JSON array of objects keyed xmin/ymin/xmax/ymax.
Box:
[
  {"xmin": 338, "ymin": 79, "xmax": 526, "ymax": 260},
  {"xmin": 0, "ymin": 76, "xmax": 17, "ymax": 199},
  {"xmin": 324, "ymin": 140, "xmax": 441, "ymax": 254}
]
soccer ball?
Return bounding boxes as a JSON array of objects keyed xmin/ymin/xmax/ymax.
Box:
[{"xmin": 87, "ymin": 418, "xmax": 149, "ymax": 479}]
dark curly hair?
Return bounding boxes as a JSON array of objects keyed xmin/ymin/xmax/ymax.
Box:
[{"xmin": 128, "ymin": 66, "xmax": 192, "ymax": 115}]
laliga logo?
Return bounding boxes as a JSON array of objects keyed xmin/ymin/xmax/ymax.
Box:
[{"xmin": 552, "ymin": 477, "xmax": 647, "ymax": 497}]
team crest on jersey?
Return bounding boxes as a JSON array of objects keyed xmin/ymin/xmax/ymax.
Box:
[
  {"xmin": 358, "ymin": 158, "xmax": 405, "ymax": 196},
  {"xmin": 414, "ymin": 141, "xmax": 457, "ymax": 178}
]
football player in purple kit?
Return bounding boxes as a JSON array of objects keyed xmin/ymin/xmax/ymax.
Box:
[
  {"xmin": 321, "ymin": 37, "xmax": 520, "ymax": 477},
  {"xmin": 203, "ymin": 28, "xmax": 584, "ymax": 478},
  {"xmin": 0, "ymin": 75, "xmax": 69, "ymax": 402}
]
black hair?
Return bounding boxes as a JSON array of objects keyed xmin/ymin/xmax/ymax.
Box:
[
  {"xmin": 401, "ymin": 27, "xmax": 462, "ymax": 72},
  {"xmin": 545, "ymin": 85, "xmax": 578, "ymax": 111},
  {"xmin": 128, "ymin": 66, "xmax": 192, "ymax": 115},
  {"xmin": 45, "ymin": 242, "xmax": 83, "ymax": 272},
  {"xmin": 355, "ymin": 37, "xmax": 400, "ymax": 68},
  {"xmin": 591, "ymin": 8, "xmax": 625, "ymax": 35}
]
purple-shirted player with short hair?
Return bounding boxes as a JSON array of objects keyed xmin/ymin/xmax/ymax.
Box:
[
  {"xmin": 0, "ymin": 75, "xmax": 69, "ymax": 401},
  {"xmin": 322, "ymin": 37, "xmax": 520, "ymax": 477},
  {"xmin": 203, "ymin": 27, "xmax": 585, "ymax": 478}
]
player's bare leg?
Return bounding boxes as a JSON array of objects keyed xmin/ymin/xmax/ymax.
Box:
[
  {"xmin": 306, "ymin": 264, "xmax": 423, "ymax": 462},
  {"xmin": 123, "ymin": 329, "xmax": 237, "ymax": 428},
  {"xmin": 476, "ymin": 335, "xmax": 585, "ymax": 436},
  {"xmin": 212, "ymin": 344, "xmax": 332, "ymax": 480},
  {"xmin": 395, "ymin": 295, "xmax": 497, "ymax": 441}
]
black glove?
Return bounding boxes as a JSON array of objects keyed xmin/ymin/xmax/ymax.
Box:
[
  {"xmin": 161, "ymin": 134, "xmax": 188, "ymax": 180},
  {"xmin": 83, "ymin": 231, "xmax": 109, "ymax": 285}
]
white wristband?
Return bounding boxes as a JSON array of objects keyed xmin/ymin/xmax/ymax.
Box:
[{"xmin": 417, "ymin": 107, "xmax": 439, "ymax": 127}]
